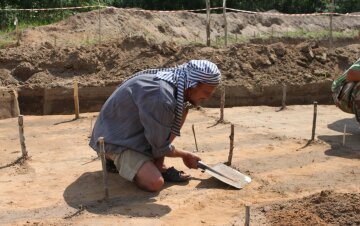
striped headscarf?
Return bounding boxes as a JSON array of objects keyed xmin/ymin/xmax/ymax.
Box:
[{"xmin": 132, "ymin": 60, "xmax": 221, "ymax": 136}]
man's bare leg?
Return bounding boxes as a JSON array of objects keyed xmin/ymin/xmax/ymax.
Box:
[
  {"xmin": 134, "ymin": 161, "xmax": 164, "ymax": 192},
  {"xmin": 153, "ymin": 156, "xmax": 167, "ymax": 172}
]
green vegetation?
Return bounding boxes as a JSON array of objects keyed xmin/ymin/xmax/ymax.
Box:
[{"xmin": 0, "ymin": 31, "xmax": 15, "ymax": 48}]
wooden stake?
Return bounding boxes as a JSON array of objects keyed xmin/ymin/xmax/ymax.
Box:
[
  {"xmin": 205, "ymin": 0, "xmax": 211, "ymax": 46},
  {"xmin": 227, "ymin": 124, "xmax": 234, "ymax": 166},
  {"xmin": 329, "ymin": 0, "xmax": 334, "ymax": 48},
  {"xmin": 98, "ymin": 137, "xmax": 109, "ymax": 200},
  {"xmin": 282, "ymin": 84, "xmax": 287, "ymax": 109},
  {"xmin": 222, "ymin": 0, "xmax": 228, "ymax": 47},
  {"xmin": 15, "ymin": 17, "xmax": 20, "ymax": 46},
  {"xmin": 220, "ymin": 85, "xmax": 225, "ymax": 122},
  {"xmin": 73, "ymin": 81, "xmax": 80, "ymax": 119},
  {"xmin": 11, "ymin": 89, "xmax": 20, "ymax": 117},
  {"xmin": 192, "ymin": 124, "xmax": 199, "ymax": 152},
  {"xmin": 342, "ymin": 124, "xmax": 347, "ymax": 146},
  {"xmin": 311, "ymin": 101, "xmax": 318, "ymax": 141},
  {"xmin": 60, "ymin": 0, "xmax": 64, "ymax": 20},
  {"xmin": 98, "ymin": 0, "xmax": 102, "ymax": 44},
  {"xmin": 245, "ymin": 205, "xmax": 250, "ymax": 226},
  {"xmin": 18, "ymin": 115, "xmax": 28, "ymax": 158}
]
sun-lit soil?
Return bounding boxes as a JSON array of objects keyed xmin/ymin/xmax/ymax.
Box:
[{"xmin": 0, "ymin": 105, "xmax": 359, "ymax": 225}]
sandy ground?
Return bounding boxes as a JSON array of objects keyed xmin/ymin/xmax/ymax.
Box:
[{"xmin": 0, "ymin": 105, "xmax": 359, "ymax": 225}]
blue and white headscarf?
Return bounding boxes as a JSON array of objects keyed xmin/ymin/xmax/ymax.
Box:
[{"xmin": 131, "ymin": 60, "xmax": 221, "ymax": 136}]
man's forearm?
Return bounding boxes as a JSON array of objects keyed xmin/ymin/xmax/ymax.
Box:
[
  {"xmin": 164, "ymin": 145, "xmax": 201, "ymax": 169},
  {"xmin": 165, "ymin": 145, "xmax": 189, "ymax": 158}
]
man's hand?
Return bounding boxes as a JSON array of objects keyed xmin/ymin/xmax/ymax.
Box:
[
  {"xmin": 165, "ymin": 146, "xmax": 201, "ymax": 169},
  {"xmin": 182, "ymin": 152, "xmax": 201, "ymax": 169}
]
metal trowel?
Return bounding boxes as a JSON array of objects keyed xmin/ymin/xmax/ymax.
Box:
[{"xmin": 197, "ymin": 161, "xmax": 251, "ymax": 189}]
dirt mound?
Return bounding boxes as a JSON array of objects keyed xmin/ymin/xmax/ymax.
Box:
[
  {"xmin": 0, "ymin": 37, "xmax": 359, "ymax": 90},
  {"xmin": 26, "ymin": 71, "xmax": 55, "ymax": 84},
  {"xmin": 263, "ymin": 191, "xmax": 360, "ymax": 225},
  {"xmin": 1, "ymin": 8, "xmax": 359, "ymax": 94},
  {"xmin": 0, "ymin": 69, "xmax": 18, "ymax": 87},
  {"xmin": 17, "ymin": 7, "xmax": 360, "ymax": 47},
  {"xmin": 12, "ymin": 62, "xmax": 40, "ymax": 81}
]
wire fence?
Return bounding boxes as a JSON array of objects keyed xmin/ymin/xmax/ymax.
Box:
[{"xmin": 1, "ymin": 4, "xmax": 360, "ymax": 49}]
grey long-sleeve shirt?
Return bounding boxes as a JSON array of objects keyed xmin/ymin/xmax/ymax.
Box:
[{"xmin": 89, "ymin": 73, "xmax": 176, "ymax": 158}]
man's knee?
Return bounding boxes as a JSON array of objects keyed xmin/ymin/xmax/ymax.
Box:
[
  {"xmin": 145, "ymin": 177, "xmax": 164, "ymax": 192},
  {"xmin": 134, "ymin": 161, "xmax": 164, "ymax": 192}
]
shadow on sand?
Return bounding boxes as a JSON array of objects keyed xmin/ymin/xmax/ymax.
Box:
[
  {"xmin": 317, "ymin": 117, "xmax": 360, "ymax": 160},
  {"xmin": 63, "ymin": 170, "xmax": 235, "ymax": 217},
  {"xmin": 63, "ymin": 171, "xmax": 172, "ymax": 217},
  {"xmin": 192, "ymin": 176, "xmax": 238, "ymax": 190}
]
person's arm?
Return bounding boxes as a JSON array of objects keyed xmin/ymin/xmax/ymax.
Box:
[
  {"xmin": 346, "ymin": 59, "xmax": 360, "ymax": 81},
  {"xmin": 165, "ymin": 145, "xmax": 201, "ymax": 169},
  {"xmin": 137, "ymin": 95, "xmax": 174, "ymax": 158},
  {"xmin": 346, "ymin": 69, "xmax": 360, "ymax": 82},
  {"xmin": 169, "ymin": 105, "xmax": 189, "ymax": 142}
]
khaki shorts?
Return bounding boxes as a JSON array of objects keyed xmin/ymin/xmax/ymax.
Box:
[{"xmin": 107, "ymin": 150, "xmax": 152, "ymax": 182}]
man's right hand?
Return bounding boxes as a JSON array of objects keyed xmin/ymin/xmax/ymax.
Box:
[
  {"xmin": 165, "ymin": 146, "xmax": 201, "ymax": 169},
  {"xmin": 182, "ymin": 152, "xmax": 201, "ymax": 169}
]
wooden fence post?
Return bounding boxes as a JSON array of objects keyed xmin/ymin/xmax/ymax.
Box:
[
  {"xmin": 220, "ymin": 85, "xmax": 225, "ymax": 122},
  {"xmin": 282, "ymin": 84, "xmax": 287, "ymax": 109},
  {"xmin": 98, "ymin": 137, "xmax": 109, "ymax": 200},
  {"xmin": 227, "ymin": 124, "xmax": 234, "ymax": 166},
  {"xmin": 245, "ymin": 205, "xmax": 250, "ymax": 226},
  {"xmin": 98, "ymin": 0, "xmax": 102, "ymax": 44},
  {"xmin": 192, "ymin": 124, "xmax": 199, "ymax": 152},
  {"xmin": 311, "ymin": 101, "xmax": 318, "ymax": 141},
  {"xmin": 329, "ymin": 0, "xmax": 334, "ymax": 48},
  {"xmin": 73, "ymin": 81, "xmax": 80, "ymax": 119},
  {"xmin": 223, "ymin": 0, "xmax": 227, "ymax": 47},
  {"xmin": 18, "ymin": 115, "xmax": 28, "ymax": 158},
  {"xmin": 15, "ymin": 17, "xmax": 20, "ymax": 46},
  {"xmin": 11, "ymin": 89, "xmax": 20, "ymax": 117},
  {"xmin": 205, "ymin": 0, "xmax": 211, "ymax": 46}
]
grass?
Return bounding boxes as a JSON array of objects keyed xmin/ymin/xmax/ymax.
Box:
[
  {"xmin": 210, "ymin": 29, "xmax": 359, "ymax": 47},
  {"xmin": 0, "ymin": 20, "xmax": 57, "ymax": 48},
  {"xmin": 281, "ymin": 29, "xmax": 358, "ymax": 39},
  {"xmin": 0, "ymin": 31, "xmax": 16, "ymax": 48},
  {"xmin": 213, "ymin": 34, "xmax": 249, "ymax": 47},
  {"xmin": 81, "ymin": 36, "xmax": 100, "ymax": 46}
]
